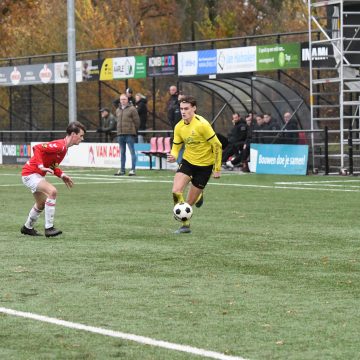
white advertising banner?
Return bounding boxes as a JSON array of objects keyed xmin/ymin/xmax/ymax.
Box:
[
  {"xmin": 177, "ymin": 51, "xmax": 198, "ymax": 76},
  {"xmin": 31, "ymin": 142, "xmax": 154, "ymax": 169},
  {"xmin": 113, "ymin": 56, "xmax": 136, "ymax": 79},
  {"xmin": 0, "ymin": 142, "xmax": 2, "ymax": 164},
  {"xmin": 54, "ymin": 61, "xmax": 83, "ymax": 84},
  {"xmin": 217, "ymin": 46, "xmax": 257, "ymax": 73}
]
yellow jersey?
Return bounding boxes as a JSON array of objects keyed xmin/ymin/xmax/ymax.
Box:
[{"xmin": 171, "ymin": 114, "xmax": 222, "ymax": 171}]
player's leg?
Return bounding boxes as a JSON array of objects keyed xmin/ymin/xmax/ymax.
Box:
[
  {"xmin": 187, "ymin": 185, "xmax": 203, "ymax": 206},
  {"xmin": 21, "ymin": 174, "xmax": 46, "ymax": 236},
  {"xmin": 36, "ymin": 179, "xmax": 62, "ymax": 237},
  {"xmin": 172, "ymin": 164, "xmax": 192, "ymax": 233},
  {"xmin": 115, "ymin": 135, "xmax": 126, "ymax": 175},
  {"xmin": 188, "ymin": 164, "xmax": 213, "ymax": 208},
  {"xmin": 127, "ymin": 135, "xmax": 137, "ymax": 176},
  {"xmin": 172, "ymin": 172, "xmax": 191, "ymax": 204}
]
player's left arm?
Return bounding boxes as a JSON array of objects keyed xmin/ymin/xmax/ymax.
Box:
[
  {"xmin": 208, "ymin": 135, "xmax": 222, "ymax": 177},
  {"xmin": 50, "ymin": 159, "xmax": 73, "ymax": 188},
  {"xmin": 61, "ymin": 173, "xmax": 74, "ymax": 189},
  {"xmin": 202, "ymin": 123, "xmax": 222, "ymax": 177}
]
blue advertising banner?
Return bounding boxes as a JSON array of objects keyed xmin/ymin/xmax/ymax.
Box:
[
  {"xmin": 135, "ymin": 143, "xmax": 155, "ymax": 168},
  {"xmin": 197, "ymin": 49, "xmax": 217, "ymax": 75},
  {"xmin": 250, "ymin": 144, "xmax": 309, "ymax": 175}
]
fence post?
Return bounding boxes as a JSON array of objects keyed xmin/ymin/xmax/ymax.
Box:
[
  {"xmin": 324, "ymin": 126, "xmax": 329, "ymax": 175},
  {"xmin": 348, "ymin": 124, "xmax": 353, "ymax": 175}
]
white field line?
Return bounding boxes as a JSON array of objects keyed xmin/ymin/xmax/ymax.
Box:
[
  {"xmin": 2, "ymin": 174, "xmax": 360, "ymax": 192},
  {"xmin": 277, "ymin": 184, "xmax": 360, "ymax": 188},
  {"xmin": 0, "ymin": 307, "xmax": 247, "ymax": 360},
  {"xmin": 275, "ymin": 180, "xmax": 360, "ymax": 185}
]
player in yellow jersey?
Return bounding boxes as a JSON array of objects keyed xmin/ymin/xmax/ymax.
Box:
[{"xmin": 167, "ymin": 95, "xmax": 222, "ymax": 234}]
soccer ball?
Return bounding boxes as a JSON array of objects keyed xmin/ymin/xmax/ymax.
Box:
[
  {"xmin": 173, "ymin": 202, "xmax": 193, "ymax": 222},
  {"xmin": 339, "ymin": 168, "xmax": 348, "ymax": 176}
]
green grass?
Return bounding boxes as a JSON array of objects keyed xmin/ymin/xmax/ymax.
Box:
[{"xmin": 1, "ymin": 165, "xmax": 360, "ymax": 359}]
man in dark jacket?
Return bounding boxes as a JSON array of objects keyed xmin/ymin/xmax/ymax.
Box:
[
  {"xmin": 224, "ymin": 112, "xmax": 255, "ymax": 172},
  {"xmin": 168, "ymin": 92, "xmax": 184, "ymax": 129},
  {"xmin": 135, "ymin": 93, "xmax": 148, "ymax": 143},
  {"xmin": 221, "ymin": 113, "xmax": 247, "ymax": 165},
  {"xmin": 97, "ymin": 108, "xmax": 117, "ymax": 142},
  {"xmin": 126, "ymin": 87, "xmax": 135, "ymax": 106},
  {"xmin": 167, "ymin": 85, "xmax": 179, "ymax": 129},
  {"xmin": 115, "ymin": 94, "xmax": 140, "ymax": 176},
  {"xmin": 281, "ymin": 112, "xmax": 299, "ymax": 144},
  {"xmin": 262, "ymin": 112, "xmax": 280, "ymax": 143}
]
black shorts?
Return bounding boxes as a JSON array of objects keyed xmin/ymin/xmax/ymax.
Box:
[{"xmin": 177, "ymin": 159, "xmax": 213, "ymax": 189}]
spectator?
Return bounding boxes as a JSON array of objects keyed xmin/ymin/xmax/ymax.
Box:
[
  {"xmin": 252, "ymin": 114, "xmax": 265, "ymax": 143},
  {"xmin": 135, "ymin": 93, "xmax": 148, "ymax": 143},
  {"xmin": 126, "ymin": 87, "xmax": 135, "ymax": 106},
  {"xmin": 114, "ymin": 93, "xmax": 140, "ymax": 176},
  {"xmin": 221, "ymin": 112, "xmax": 247, "ymax": 166},
  {"xmin": 167, "ymin": 85, "xmax": 179, "ymax": 128},
  {"xmin": 263, "ymin": 112, "xmax": 280, "ymax": 143},
  {"xmin": 167, "ymin": 95, "xmax": 222, "ymax": 234},
  {"xmin": 97, "ymin": 107, "xmax": 117, "ymax": 142},
  {"xmin": 282, "ymin": 112, "xmax": 299, "ymax": 144},
  {"xmin": 168, "ymin": 92, "xmax": 184, "ymax": 129},
  {"xmin": 112, "ymin": 97, "xmax": 120, "ymax": 109},
  {"xmin": 112, "ymin": 87, "xmax": 135, "ymax": 109},
  {"xmin": 227, "ymin": 112, "xmax": 255, "ymax": 172},
  {"xmin": 20, "ymin": 121, "xmax": 86, "ymax": 237}
]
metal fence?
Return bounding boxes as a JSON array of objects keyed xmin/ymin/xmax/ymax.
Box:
[{"xmin": 0, "ymin": 30, "xmax": 312, "ymax": 140}]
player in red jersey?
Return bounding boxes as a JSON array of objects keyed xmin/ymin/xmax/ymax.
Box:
[{"xmin": 21, "ymin": 121, "xmax": 86, "ymax": 237}]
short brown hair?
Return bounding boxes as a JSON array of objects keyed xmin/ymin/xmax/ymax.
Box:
[
  {"xmin": 66, "ymin": 121, "xmax": 86, "ymax": 135},
  {"xmin": 180, "ymin": 95, "xmax": 197, "ymax": 107}
]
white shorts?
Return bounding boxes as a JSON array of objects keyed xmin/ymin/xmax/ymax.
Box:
[{"xmin": 22, "ymin": 173, "xmax": 45, "ymax": 193}]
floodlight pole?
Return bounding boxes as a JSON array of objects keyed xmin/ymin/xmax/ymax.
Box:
[{"xmin": 67, "ymin": 0, "xmax": 77, "ymax": 123}]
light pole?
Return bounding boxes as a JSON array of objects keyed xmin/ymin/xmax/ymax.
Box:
[{"xmin": 67, "ymin": 0, "xmax": 77, "ymax": 123}]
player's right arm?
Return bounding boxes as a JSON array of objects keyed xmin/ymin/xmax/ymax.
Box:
[{"xmin": 168, "ymin": 125, "xmax": 183, "ymax": 162}]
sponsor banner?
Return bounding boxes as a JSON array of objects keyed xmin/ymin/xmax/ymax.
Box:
[
  {"xmin": 136, "ymin": 143, "xmax": 156, "ymax": 168},
  {"xmin": 0, "ymin": 67, "xmax": 12, "ymax": 85},
  {"xmin": 31, "ymin": 142, "xmax": 154, "ymax": 169},
  {"xmin": 0, "ymin": 64, "xmax": 54, "ymax": 86},
  {"xmin": 249, "ymin": 144, "xmax": 308, "ymax": 175},
  {"xmin": 197, "ymin": 49, "xmax": 217, "ymax": 75},
  {"xmin": 217, "ymin": 46, "xmax": 257, "ymax": 74},
  {"xmin": 54, "ymin": 61, "xmax": 83, "ymax": 83},
  {"xmin": 2, "ymin": 144, "xmax": 31, "ymax": 164},
  {"xmin": 300, "ymin": 42, "xmax": 336, "ymax": 68},
  {"xmin": 99, "ymin": 58, "xmax": 113, "ymax": 81},
  {"xmin": 257, "ymin": 43, "xmax": 300, "ymax": 71},
  {"xmin": 147, "ymin": 54, "xmax": 177, "ymax": 77},
  {"xmin": 81, "ymin": 59, "xmax": 101, "ymax": 81},
  {"xmin": 0, "ymin": 142, "xmax": 2, "ymax": 164},
  {"xmin": 113, "ymin": 56, "xmax": 147, "ymax": 79},
  {"xmin": 178, "ymin": 51, "xmax": 198, "ymax": 76},
  {"xmin": 178, "ymin": 49, "xmax": 218, "ymax": 76}
]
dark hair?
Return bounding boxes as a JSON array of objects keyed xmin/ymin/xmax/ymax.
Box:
[
  {"xmin": 66, "ymin": 121, "xmax": 86, "ymax": 135},
  {"xmin": 180, "ymin": 95, "xmax": 197, "ymax": 107}
]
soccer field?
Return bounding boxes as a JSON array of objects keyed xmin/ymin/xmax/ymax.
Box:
[{"xmin": 1, "ymin": 165, "xmax": 360, "ymax": 360}]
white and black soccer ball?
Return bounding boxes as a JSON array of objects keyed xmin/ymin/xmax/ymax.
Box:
[
  {"xmin": 339, "ymin": 168, "xmax": 348, "ymax": 176},
  {"xmin": 173, "ymin": 202, "xmax": 193, "ymax": 222}
]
